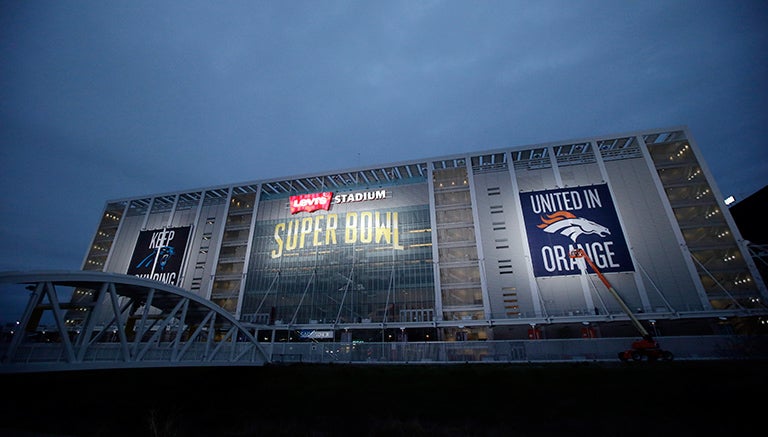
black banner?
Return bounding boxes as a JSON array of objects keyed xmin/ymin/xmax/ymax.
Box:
[{"xmin": 127, "ymin": 226, "xmax": 191, "ymax": 286}]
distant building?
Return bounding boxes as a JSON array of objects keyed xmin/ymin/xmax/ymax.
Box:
[
  {"xmin": 729, "ymin": 185, "xmax": 768, "ymax": 293},
  {"xmin": 74, "ymin": 126, "xmax": 767, "ymax": 341},
  {"xmin": 730, "ymin": 185, "xmax": 768, "ymax": 245}
]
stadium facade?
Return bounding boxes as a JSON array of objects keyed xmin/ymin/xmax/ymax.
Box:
[{"xmin": 74, "ymin": 126, "xmax": 767, "ymax": 343}]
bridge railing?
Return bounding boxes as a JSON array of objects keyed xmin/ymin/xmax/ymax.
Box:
[
  {"xmin": 0, "ymin": 341, "xmax": 267, "ymax": 372},
  {"xmin": 3, "ymin": 335, "xmax": 766, "ymax": 372},
  {"xmin": 264, "ymin": 335, "xmax": 768, "ymax": 364}
]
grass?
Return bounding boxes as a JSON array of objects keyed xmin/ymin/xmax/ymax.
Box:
[{"xmin": 0, "ymin": 360, "xmax": 765, "ymax": 436}]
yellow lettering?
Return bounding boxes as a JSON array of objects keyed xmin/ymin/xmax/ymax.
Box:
[
  {"xmin": 313, "ymin": 215, "xmax": 324, "ymax": 246},
  {"xmin": 326, "ymin": 214, "xmax": 338, "ymax": 245},
  {"xmin": 271, "ymin": 223, "xmax": 285, "ymax": 258},
  {"xmin": 392, "ymin": 211, "xmax": 403, "ymax": 250},
  {"xmin": 300, "ymin": 217, "xmax": 313, "ymax": 249},
  {"xmin": 375, "ymin": 211, "xmax": 391, "ymax": 244},
  {"xmin": 286, "ymin": 219, "xmax": 299, "ymax": 250},
  {"xmin": 360, "ymin": 211, "xmax": 373, "ymax": 243},
  {"xmin": 270, "ymin": 210, "xmax": 403, "ymax": 255},
  {"xmin": 345, "ymin": 212, "xmax": 357, "ymax": 243}
]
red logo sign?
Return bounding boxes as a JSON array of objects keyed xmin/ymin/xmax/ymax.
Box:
[{"xmin": 290, "ymin": 192, "xmax": 333, "ymax": 214}]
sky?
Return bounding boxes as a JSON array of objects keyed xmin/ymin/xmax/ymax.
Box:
[{"xmin": 1, "ymin": 0, "xmax": 767, "ymax": 281}]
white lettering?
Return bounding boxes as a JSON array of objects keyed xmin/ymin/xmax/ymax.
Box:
[
  {"xmin": 149, "ymin": 229, "xmax": 175, "ymax": 248},
  {"xmin": 540, "ymin": 241, "xmax": 620, "ymax": 273},
  {"xmin": 531, "ymin": 191, "xmax": 584, "ymax": 214},
  {"xmin": 135, "ymin": 272, "xmax": 178, "ymax": 285},
  {"xmin": 334, "ymin": 189, "xmax": 387, "ymax": 204},
  {"xmin": 293, "ymin": 197, "xmax": 328, "ymax": 207},
  {"xmin": 530, "ymin": 189, "xmax": 604, "ymax": 214}
]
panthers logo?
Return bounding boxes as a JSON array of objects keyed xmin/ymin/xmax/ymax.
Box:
[
  {"xmin": 135, "ymin": 246, "xmax": 176, "ymax": 271},
  {"xmin": 537, "ymin": 211, "xmax": 610, "ymax": 242}
]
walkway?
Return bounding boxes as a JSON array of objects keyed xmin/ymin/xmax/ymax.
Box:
[{"xmin": 0, "ymin": 271, "xmax": 269, "ymax": 373}]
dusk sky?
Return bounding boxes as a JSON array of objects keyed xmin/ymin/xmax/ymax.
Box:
[{"xmin": 1, "ymin": 0, "xmax": 767, "ymax": 282}]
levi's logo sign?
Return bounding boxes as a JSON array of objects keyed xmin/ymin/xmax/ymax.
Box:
[{"xmin": 290, "ymin": 192, "xmax": 333, "ymax": 214}]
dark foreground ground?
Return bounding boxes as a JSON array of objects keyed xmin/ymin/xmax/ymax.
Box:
[{"xmin": 0, "ymin": 360, "xmax": 765, "ymax": 436}]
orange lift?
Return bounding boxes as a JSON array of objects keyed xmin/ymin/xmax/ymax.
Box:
[{"xmin": 569, "ymin": 248, "xmax": 673, "ymax": 362}]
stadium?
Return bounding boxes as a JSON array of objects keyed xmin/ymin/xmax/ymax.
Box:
[{"xmin": 54, "ymin": 124, "xmax": 762, "ymax": 359}]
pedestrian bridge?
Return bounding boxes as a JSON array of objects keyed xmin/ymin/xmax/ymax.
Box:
[
  {"xmin": 0, "ymin": 271, "xmax": 270, "ymax": 373},
  {"xmin": 3, "ymin": 272, "xmax": 767, "ymax": 373}
]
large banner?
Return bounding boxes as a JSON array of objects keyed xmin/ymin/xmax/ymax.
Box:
[
  {"xmin": 271, "ymin": 188, "xmax": 406, "ymax": 259},
  {"xmin": 520, "ymin": 184, "xmax": 633, "ymax": 277},
  {"xmin": 127, "ymin": 226, "xmax": 191, "ymax": 286}
]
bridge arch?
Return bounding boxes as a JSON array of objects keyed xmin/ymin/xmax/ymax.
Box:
[{"xmin": 0, "ymin": 271, "xmax": 269, "ymax": 373}]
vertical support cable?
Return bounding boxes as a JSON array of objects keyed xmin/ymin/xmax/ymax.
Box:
[{"xmin": 290, "ymin": 270, "xmax": 316, "ymax": 325}]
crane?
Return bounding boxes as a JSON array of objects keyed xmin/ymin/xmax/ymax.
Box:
[{"xmin": 569, "ymin": 248, "xmax": 673, "ymax": 362}]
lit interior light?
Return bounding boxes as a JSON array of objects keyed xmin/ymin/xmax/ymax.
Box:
[{"xmin": 695, "ymin": 189, "xmax": 710, "ymax": 200}]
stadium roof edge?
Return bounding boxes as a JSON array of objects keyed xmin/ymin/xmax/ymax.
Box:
[{"xmin": 101, "ymin": 125, "xmax": 690, "ymax": 203}]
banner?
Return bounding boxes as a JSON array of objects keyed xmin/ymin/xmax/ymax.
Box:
[
  {"xmin": 271, "ymin": 210, "xmax": 404, "ymax": 258},
  {"xmin": 127, "ymin": 226, "xmax": 191, "ymax": 286},
  {"xmin": 520, "ymin": 184, "xmax": 633, "ymax": 277}
]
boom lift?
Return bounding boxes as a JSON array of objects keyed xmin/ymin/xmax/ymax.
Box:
[{"xmin": 569, "ymin": 248, "xmax": 673, "ymax": 362}]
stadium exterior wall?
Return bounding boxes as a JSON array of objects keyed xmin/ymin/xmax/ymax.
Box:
[{"xmin": 75, "ymin": 126, "xmax": 768, "ymax": 343}]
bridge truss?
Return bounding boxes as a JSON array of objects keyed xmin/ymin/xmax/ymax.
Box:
[{"xmin": 0, "ymin": 271, "xmax": 269, "ymax": 373}]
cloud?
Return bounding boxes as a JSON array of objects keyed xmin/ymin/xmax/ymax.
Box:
[{"xmin": 0, "ymin": 0, "xmax": 766, "ymax": 285}]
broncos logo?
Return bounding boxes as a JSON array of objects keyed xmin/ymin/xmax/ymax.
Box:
[{"xmin": 537, "ymin": 211, "xmax": 610, "ymax": 242}]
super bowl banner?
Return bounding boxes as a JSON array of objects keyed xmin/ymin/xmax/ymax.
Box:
[
  {"xmin": 271, "ymin": 210, "xmax": 403, "ymax": 258},
  {"xmin": 127, "ymin": 226, "xmax": 191, "ymax": 286},
  {"xmin": 520, "ymin": 184, "xmax": 633, "ymax": 277}
]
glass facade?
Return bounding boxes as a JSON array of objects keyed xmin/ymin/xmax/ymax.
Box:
[
  {"xmin": 241, "ymin": 182, "xmax": 436, "ymax": 331},
  {"xmin": 432, "ymin": 161, "xmax": 487, "ymax": 341},
  {"xmin": 209, "ymin": 185, "xmax": 259, "ymax": 313},
  {"xmin": 643, "ymin": 132, "xmax": 760, "ymax": 309}
]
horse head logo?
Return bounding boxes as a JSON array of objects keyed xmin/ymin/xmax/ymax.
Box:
[{"xmin": 537, "ymin": 211, "xmax": 610, "ymax": 242}]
